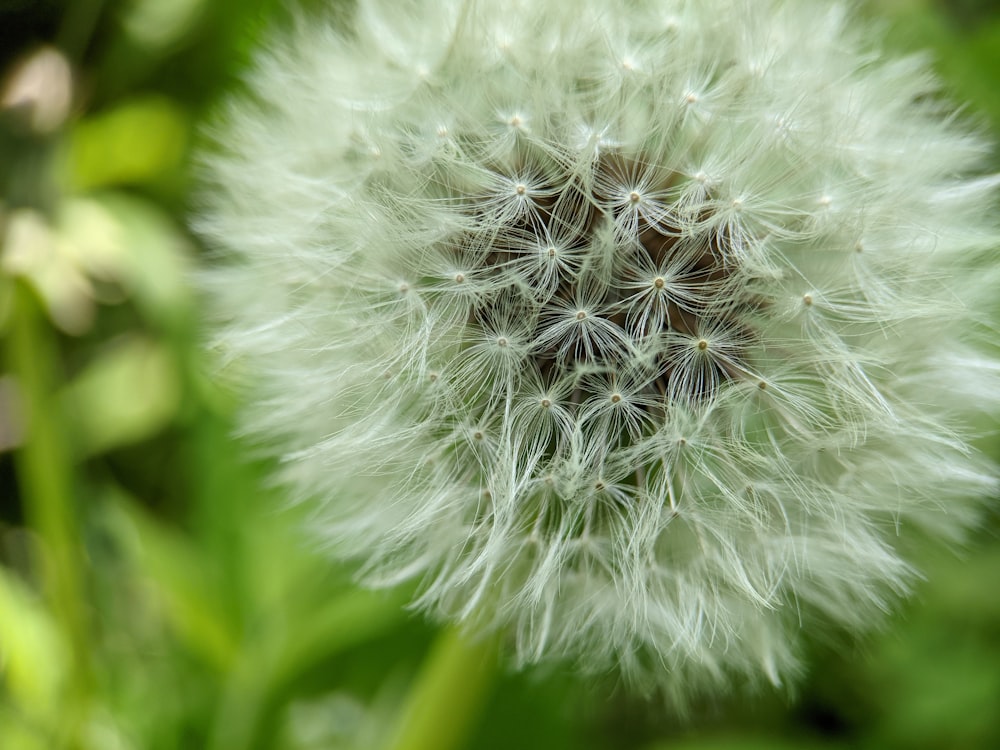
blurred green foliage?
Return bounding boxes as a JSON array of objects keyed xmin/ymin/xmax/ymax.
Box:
[{"xmin": 1, "ymin": 1, "xmax": 998, "ymax": 749}]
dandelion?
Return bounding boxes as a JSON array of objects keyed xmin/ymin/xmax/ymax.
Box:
[{"xmin": 197, "ymin": 0, "xmax": 1000, "ymax": 702}]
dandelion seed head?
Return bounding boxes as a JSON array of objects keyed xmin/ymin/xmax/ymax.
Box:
[{"xmin": 198, "ymin": 0, "xmax": 1000, "ymax": 704}]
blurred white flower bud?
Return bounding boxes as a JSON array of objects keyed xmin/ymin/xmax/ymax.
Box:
[{"xmin": 1, "ymin": 46, "xmax": 72, "ymax": 135}]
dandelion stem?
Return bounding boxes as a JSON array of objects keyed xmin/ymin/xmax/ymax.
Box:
[{"xmin": 384, "ymin": 627, "xmax": 498, "ymax": 750}]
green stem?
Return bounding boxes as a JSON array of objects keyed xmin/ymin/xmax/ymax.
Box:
[
  {"xmin": 384, "ymin": 627, "xmax": 498, "ymax": 750},
  {"xmin": 6, "ymin": 281, "xmax": 92, "ymax": 747}
]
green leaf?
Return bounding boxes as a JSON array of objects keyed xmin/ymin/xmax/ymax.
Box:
[
  {"xmin": 65, "ymin": 96, "xmax": 188, "ymax": 190},
  {"xmin": 0, "ymin": 564, "xmax": 68, "ymax": 722},
  {"xmin": 60, "ymin": 335, "xmax": 180, "ymax": 456}
]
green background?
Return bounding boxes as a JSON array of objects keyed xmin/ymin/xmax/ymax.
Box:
[{"xmin": 1, "ymin": 1, "xmax": 998, "ymax": 748}]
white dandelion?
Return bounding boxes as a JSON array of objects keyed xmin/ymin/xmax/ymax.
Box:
[{"xmin": 197, "ymin": 0, "xmax": 1000, "ymax": 703}]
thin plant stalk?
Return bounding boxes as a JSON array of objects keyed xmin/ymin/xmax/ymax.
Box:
[
  {"xmin": 384, "ymin": 627, "xmax": 498, "ymax": 750},
  {"xmin": 5, "ymin": 281, "xmax": 92, "ymax": 747}
]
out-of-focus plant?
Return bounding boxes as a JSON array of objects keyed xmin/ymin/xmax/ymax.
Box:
[{"xmin": 0, "ymin": 8, "xmax": 417, "ymax": 749}]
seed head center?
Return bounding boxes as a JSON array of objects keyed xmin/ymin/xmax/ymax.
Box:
[{"xmin": 454, "ymin": 154, "xmax": 757, "ymax": 450}]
